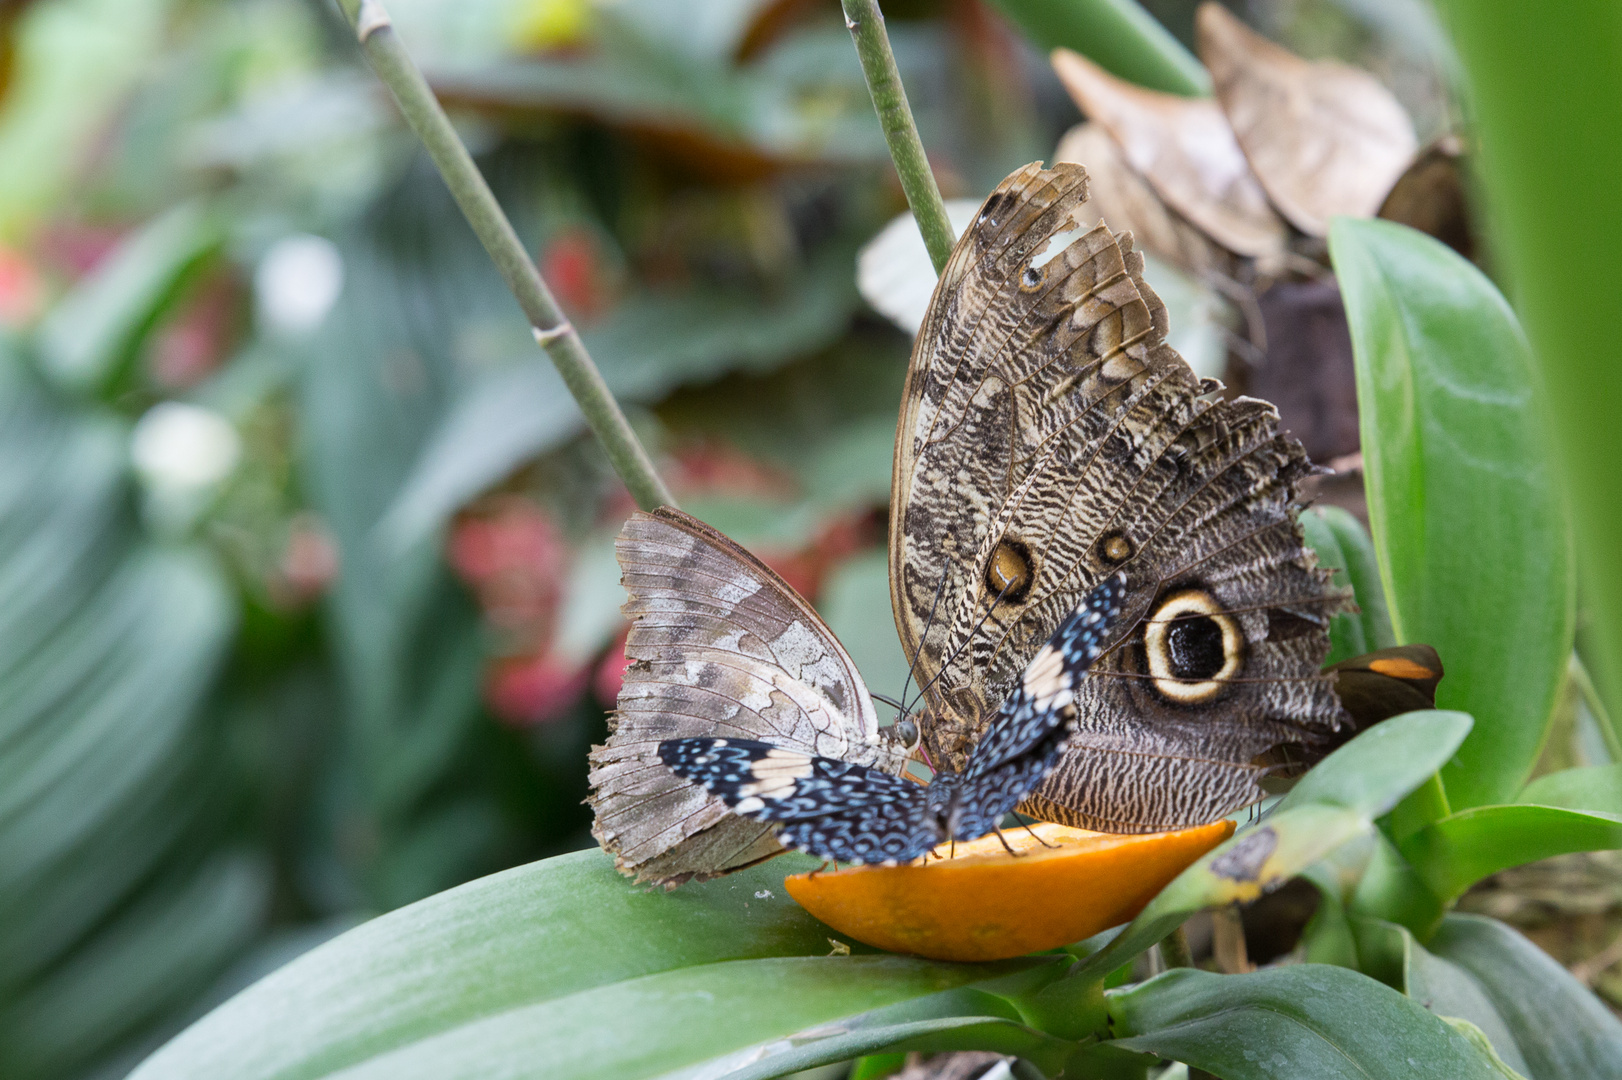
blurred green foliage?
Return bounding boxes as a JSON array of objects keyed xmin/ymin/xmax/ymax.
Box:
[{"xmin": 0, "ymin": 0, "xmax": 1081, "ymax": 1073}]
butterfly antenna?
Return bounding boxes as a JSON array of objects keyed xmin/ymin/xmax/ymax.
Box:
[
  {"xmin": 899, "ymin": 566, "xmax": 953, "ymax": 715},
  {"xmin": 871, "ymin": 692, "xmax": 908, "ymax": 715}
]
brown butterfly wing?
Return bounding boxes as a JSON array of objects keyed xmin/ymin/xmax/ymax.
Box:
[
  {"xmin": 891, "ymin": 162, "xmax": 1350, "ymax": 832},
  {"xmin": 589, "ymin": 508, "xmax": 903, "ymax": 885}
]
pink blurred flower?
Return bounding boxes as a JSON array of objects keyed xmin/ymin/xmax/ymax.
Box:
[
  {"xmin": 0, "ymin": 247, "xmax": 43, "ymax": 327},
  {"xmin": 486, "ymin": 649, "xmax": 591, "ymax": 726},
  {"xmin": 449, "ymin": 497, "xmax": 568, "ymax": 633}
]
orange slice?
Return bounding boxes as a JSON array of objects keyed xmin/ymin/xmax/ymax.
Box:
[{"xmin": 784, "ymin": 820, "xmax": 1235, "ymax": 961}]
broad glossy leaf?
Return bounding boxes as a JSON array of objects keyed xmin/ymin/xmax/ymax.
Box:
[
  {"xmin": 130, "ymin": 849, "xmax": 1053, "ymax": 1080},
  {"xmin": 1518, "ymin": 763, "xmax": 1622, "ymax": 814},
  {"xmin": 1399, "ymin": 803, "xmax": 1622, "ymax": 901},
  {"xmin": 37, "ymin": 202, "xmax": 220, "ymax": 396},
  {"xmin": 696, "ymin": 985, "xmax": 1075, "ymax": 1080},
  {"xmin": 1073, "ymin": 804, "xmax": 1368, "ymax": 980},
  {"xmin": 1077, "ymin": 716, "xmax": 1465, "ymax": 978},
  {"xmin": 1330, "ymin": 217, "xmax": 1574, "ymax": 810},
  {"xmin": 1429, "ymin": 913, "xmax": 1622, "ymax": 1079},
  {"xmin": 1275, "ymin": 710, "xmax": 1472, "ymax": 819},
  {"xmin": 989, "ymin": 0, "xmax": 1210, "ymax": 96},
  {"xmin": 1301, "ymin": 505, "xmax": 1395, "ymax": 664},
  {"xmin": 1106, "ymin": 965, "xmax": 1506, "ymax": 1078},
  {"xmin": 1348, "ymin": 831, "xmax": 1445, "ymax": 939},
  {"xmin": 1349, "ymin": 917, "xmax": 1530, "ymax": 1076}
]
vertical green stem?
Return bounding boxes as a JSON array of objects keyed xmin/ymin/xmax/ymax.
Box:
[
  {"xmin": 1159, "ymin": 924, "xmax": 1194, "ymax": 969},
  {"xmin": 1572, "ymin": 655, "xmax": 1622, "ymax": 762},
  {"xmin": 840, "ymin": 0, "xmax": 956, "ymax": 274},
  {"xmin": 334, "ymin": 0, "xmax": 674, "ymax": 511}
]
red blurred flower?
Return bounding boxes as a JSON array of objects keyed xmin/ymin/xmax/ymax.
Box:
[
  {"xmin": 540, "ymin": 226, "xmax": 612, "ymax": 324},
  {"xmin": 0, "ymin": 246, "xmax": 42, "ymax": 327},
  {"xmin": 594, "ymin": 626, "xmax": 631, "ymax": 706},
  {"xmin": 486, "ymin": 649, "xmax": 591, "ymax": 726},
  {"xmin": 449, "ymin": 497, "xmax": 568, "ymax": 633}
]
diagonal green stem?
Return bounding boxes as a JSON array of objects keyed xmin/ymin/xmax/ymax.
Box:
[
  {"xmin": 335, "ymin": 0, "xmax": 674, "ymax": 511},
  {"xmin": 840, "ymin": 0, "xmax": 956, "ymax": 274}
]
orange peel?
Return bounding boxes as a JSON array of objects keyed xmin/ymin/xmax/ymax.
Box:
[{"xmin": 784, "ymin": 819, "xmax": 1235, "ymax": 961}]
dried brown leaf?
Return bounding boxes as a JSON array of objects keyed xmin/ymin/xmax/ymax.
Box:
[
  {"xmin": 1052, "ymin": 47, "xmax": 1287, "ymax": 260},
  {"xmin": 1053, "ymin": 121, "xmax": 1232, "ymax": 277},
  {"xmin": 1198, "ymin": 3, "xmax": 1418, "ymax": 237}
]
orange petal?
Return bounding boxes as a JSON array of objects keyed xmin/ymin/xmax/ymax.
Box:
[{"xmin": 784, "ymin": 820, "xmax": 1234, "ymax": 962}]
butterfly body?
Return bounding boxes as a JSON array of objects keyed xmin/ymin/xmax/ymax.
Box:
[{"xmin": 659, "ymin": 575, "xmax": 1128, "ymax": 864}]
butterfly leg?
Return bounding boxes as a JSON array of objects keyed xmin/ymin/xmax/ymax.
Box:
[
  {"xmin": 1019, "ymin": 818, "xmax": 1059, "ymax": 849},
  {"xmin": 808, "ymin": 860, "xmax": 831, "ymax": 878},
  {"xmin": 993, "ymin": 827, "xmax": 1026, "ymax": 858}
]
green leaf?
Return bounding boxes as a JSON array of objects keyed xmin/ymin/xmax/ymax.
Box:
[
  {"xmin": 130, "ymin": 850, "xmax": 1059, "ymax": 1080},
  {"xmin": 1074, "ymin": 804, "xmax": 1369, "ymax": 981},
  {"xmin": 1432, "ymin": 0, "xmax": 1622, "ymax": 766},
  {"xmin": 1518, "ymin": 763, "xmax": 1622, "ymax": 814},
  {"xmin": 36, "ymin": 202, "xmax": 221, "ymax": 396},
  {"xmin": 821, "ymin": 549, "xmax": 911, "ymax": 700},
  {"xmin": 1429, "ymin": 913, "xmax": 1622, "ymax": 1080},
  {"xmin": 1330, "ymin": 217, "xmax": 1575, "ymax": 810},
  {"xmin": 1398, "ymin": 803, "xmax": 1622, "ymax": 902},
  {"xmin": 1106, "ymin": 965, "xmax": 1507, "ymax": 1078},
  {"xmin": 987, "ymin": 0, "xmax": 1211, "ymax": 97},
  {"xmin": 1275, "ymin": 710, "xmax": 1472, "ymax": 819},
  {"xmin": 1301, "ymin": 505, "xmax": 1396, "ymax": 664},
  {"xmin": 1348, "ymin": 917, "xmax": 1531, "ymax": 1077}
]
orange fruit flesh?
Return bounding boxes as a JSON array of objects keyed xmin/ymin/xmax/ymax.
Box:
[{"xmin": 784, "ymin": 819, "xmax": 1235, "ymax": 962}]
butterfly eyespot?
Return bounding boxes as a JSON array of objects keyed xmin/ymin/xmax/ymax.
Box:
[
  {"xmin": 1143, "ymin": 589, "xmax": 1243, "ymax": 704},
  {"xmin": 1020, "ymin": 264, "xmax": 1044, "ymax": 291},
  {"xmin": 985, "ymin": 538, "xmax": 1034, "ymax": 605},
  {"xmin": 1097, "ymin": 532, "xmax": 1133, "ymax": 565}
]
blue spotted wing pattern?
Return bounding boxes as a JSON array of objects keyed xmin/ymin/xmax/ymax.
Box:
[{"xmin": 660, "ymin": 574, "xmax": 1128, "ymax": 864}]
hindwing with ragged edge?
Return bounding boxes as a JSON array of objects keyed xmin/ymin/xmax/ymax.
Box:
[
  {"xmin": 890, "ymin": 161, "xmax": 1351, "ymax": 833},
  {"xmin": 588, "ymin": 507, "xmax": 911, "ymax": 886}
]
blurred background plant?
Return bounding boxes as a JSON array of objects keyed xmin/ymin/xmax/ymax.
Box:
[{"xmin": 0, "ymin": 1, "xmax": 1613, "ymax": 1078}]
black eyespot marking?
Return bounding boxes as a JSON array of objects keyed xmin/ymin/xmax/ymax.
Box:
[
  {"xmin": 1097, "ymin": 531, "xmax": 1133, "ymax": 565},
  {"xmin": 1166, "ymin": 615, "xmax": 1226, "ymax": 681},
  {"xmin": 985, "ymin": 537, "xmax": 1034, "ymax": 605},
  {"xmin": 1143, "ymin": 588, "xmax": 1243, "ymax": 704},
  {"xmin": 1020, "ymin": 264, "xmax": 1044, "ymax": 290}
]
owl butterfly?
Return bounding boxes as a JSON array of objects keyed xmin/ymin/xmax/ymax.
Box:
[
  {"xmin": 893, "ymin": 161, "xmax": 1351, "ymax": 833},
  {"xmin": 588, "ymin": 508, "xmax": 920, "ymax": 886},
  {"xmin": 660, "ymin": 574, "xmax": 1128, "ymax": 866}
]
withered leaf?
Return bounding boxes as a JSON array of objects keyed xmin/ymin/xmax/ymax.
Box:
[
  {"xmin": 1053, "ymin": 121, "xmax": 1232, "ymax": 277},
  {"xmin": 1052, "ymin": 47, "xmax": 1287, "ymax": 260},
  {"xmin": 1197, "ymin": 3, "xmax": 1418, "ymax": 237}
]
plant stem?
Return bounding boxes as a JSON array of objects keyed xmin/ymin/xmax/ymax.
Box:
[
  {"xmin": 1572, "ymin": 654, "xmax": 1622, "ymax": 762},
  {"xmin": 840, "ymin": 0, "xmax": 956, "ymax": 274},
  {"xmin": 1159, "ymin": 924, "xmax": 1193, "ymax": 969},
  {"xmin": 334, "ymin": 0, "xmax": 674, "ymax": 512}
]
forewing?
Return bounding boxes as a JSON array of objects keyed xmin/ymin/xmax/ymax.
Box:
[
  {"xmin": 588, "ymin": 508, "xmax": 895, "ymax": 886},
  {"xmin": 891, "ymin": 162, "xmax": 1349, "ymax": 831},
  {"xmin": 660, "ymin": 738, "xmax": 939, "ymax": 865}
]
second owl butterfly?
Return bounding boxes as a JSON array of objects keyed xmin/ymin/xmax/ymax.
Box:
[
  {"xmin": 660, "ymin": 575, "xmax": 1130, "ymax": 865},
  {"xmin": 892, "ymin": 161, "xmax": 1352, "ymax": 833}
]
